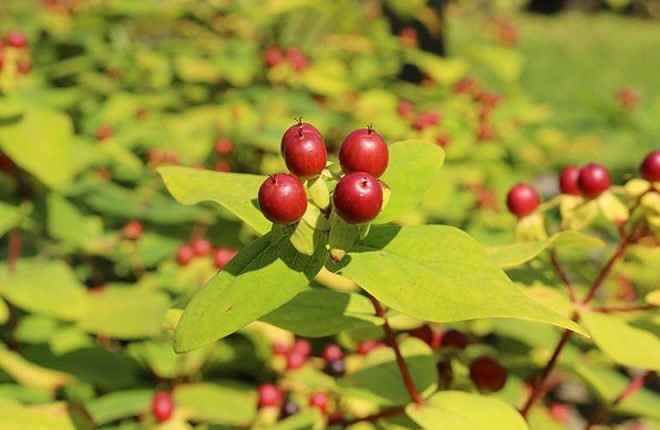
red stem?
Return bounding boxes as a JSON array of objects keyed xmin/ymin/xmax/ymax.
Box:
[
  {"xmin": 342, "ymin": 406, "xmax": 405, "ymax": 426},
  {"xmin": 369, "ymin": 295, "xmax": 425, "ymax": 405},
  {"xmin": 8, "ymin": 229, "xmax": 21, "ymax": 275},
  {"xmin": 550, "ymin": 249, "xmax": 576, "ymax": 302},
  {"xmin": 581, "ymin": 239, "xmax": 631, "ymax": 305},
  {"xmin": 591, "ymin": 304, "xmax": 656, "ymax": 313}
]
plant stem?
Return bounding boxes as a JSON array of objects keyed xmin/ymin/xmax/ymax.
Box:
[
  {"xmin": 581, "ymin": 238, "xmax": 631, "ymax": 305},
  {"xmin": 590, "ymin": 304, "xmax": 656, "ymax": 313},
  {"xmin": 8, "ymin": 229, "xmax": 21, "ymax": 275},
  {"xmin": 583, "ymin": 371, "xmax": 654, "ymax": 430},
  {"xmin": 368, "ymin": 295, "xmax": 425, "ymax": 405},
  {"xmin": 342, "ymin": 406, "xmax": 405, "ymax": 426},
  {"xmin": 550, "ymin": 249, "xmax": 576, "ymax": 302}
]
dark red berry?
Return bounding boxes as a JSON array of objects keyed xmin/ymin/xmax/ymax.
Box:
[
  {"xmin": 328, "ymin": 412, "xmax": 344, "ymax": 425},
  {"xmin": 258, "ymin": 174, "xmax": 307, "ymax": 224},
  {"xmin": 559, "ymin": 166, "xmax": 582, "ymax": 195},
  {"xmin": 191, "ymin": 238, "xmax": 212, "ymax": 256},
  {"xmin": 6, "ymin": 31, "xmax": 27, "ymax": 48},
  {"xmin": 0, "ymin": 154, "xmax": 14, "ymax": 172},
  {"xmin": 286, "ymin": 351, "xmax": 306, "ymax": 370},
  {"xmin": 436, "ymin": 361, "xmax": 453, "ymax": 389},
  {"xmin": 339, "ymin": 128, "xmax": 389, "ymax": 178},
  {"xmin": 281, "ymin": 121, "xmax": 322, "ymax": 153},
  {"xmin": 292, "ymin": 338, "xmax": 312, "ymax": 358},
  {"xmin": 333, "ymin": 172, "xmax": 383, "ymax": 224},
  {"xmin": 214, "ymin": 247, "xmax": 238, "ymax": 269},
  {"xmin": 215, "ymin": 161, "xmax": 231, "ymax": 172},
  {"xmin": 122, "ymin": 220, "xmax": 143, "ymax": 240},
  {"xmin": 214, "ymin": 138, "xmax": 234, "ymax": 156},
  {"xmin": 258, "ymin": 383, "xmax": 283, "ymax": 408},
  {"xmin": 323, "ymin": 359, "xmax": 346, "ymax": 377},
  {"xmin": 408, "ymin": 325, "xmax": 442, "ymax": 349},
  {"xmin": 322, "ymin": 343, "xmax": 344, "ymax": 361},
  {"xmin": 279, "ymin": 400, "xmax": 299, "ymax": 419},
  {"xmin": 151, "ymin": 391, "xmax": 173, "ymax": 423},
  {"xmin": 283, "ymin": 132, "xmax": 327, "ymax": 178},
  {"xmin": 356, "ymin": 340, "xmax": 385, "ymax": 356},
  {"xmin": 176, "ymin": 245, "xmax": 195, "ymax": 266},
  {"xmin": 640, "ymin": 150, "xmax": 660, "ymax": 182},
  {"xmin": 469, "ymin": 356, "xmax": 508, "ymax": 392},
  {"xmin": 308, "ymin": 392, "xmax": 329, "ymax": 413},
  {"xmin": 578, "ymin": 163, "xmax": 611, "ymax": 198},
  {"xmin": 96, "ymin": 124, "xmax": 114, "ymax": 141},
  {"xmin": 440, "ymin": 329, "xmax": 468, "ymax": 351},
  {"xmin": 506, "ymin": 183, "xmax": 540, "ymax": 218}
]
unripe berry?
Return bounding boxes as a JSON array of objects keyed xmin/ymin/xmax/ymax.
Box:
[
  {"xmin": 578, "ymin": 163, "xmax": 610, "ymax": 198},
  {"xmin": 506, "ymin": 183, "xmax": 540, "ymax": 218},
  {"xmin": 322, "ymin": 343, "xmax": 344, "ymax": 361},
  {"xmin": 151, "ymin": 391, "xmax": 174, "ymax": 423},
  {"xmin": 283, "ymin": 131, "xmax": 327, "ymax": 178},
  {"xmin": 258, "ymin": 174, "xmax": 307, "ymax": 224},
  {"xmin": 640, "ymin": 150, "xmax": 660, "ymax": 182},
  {"xmin": 323, "ymin": 359, "xmax": 346, "ymax": 377},
  {"xmin": 191, "ymin": 238, "xmax": 212, "ymax": 256},
  {"xmin": 559, "ymin": 166, "xmax": 581, "ymax": 195},
  {"xmin": 214, "ymin": 138, "xmax": 234, "ymax": 156},
  {"xmin": 339, "ymin": 128, "xmax": 389, "ymax": 178},
  {"xmin": 469, "ymin": 356, "xmax": 508, "ymax": 392},
  {"xmin": 122, "ymin": 220, "xmax": 143, "ymax": 240},
  {"xmin": 281, "ymin": 121, "xmax": 322, "ymax": 153},
  {"xmin": 214, "ymin": 247, "xmax": 238, "ymax": 269},
  {"xmin": 257, "ymin": 383, "xmax": 283, "ymax": 408},
  {"xmin": 308, "ymin": 392, "xmax": 329, "ymax": 413},
  {"xmin": 6, "ymin": 31, "xmax": 27, "ymax": 48},
  {"xmin": 279, "ymin": 400, "xmax": 299, "ymax": 419},
  {"xmin": 440, "ymin": 329, "xmax": 469, "ymax": 350},
  {"xmin": 176, "ymin": 245, "xmax": 195, "ymax": 266},
  {"xmin": 333, "ymin": 172, "xmax": 383, "ymax": 225}
]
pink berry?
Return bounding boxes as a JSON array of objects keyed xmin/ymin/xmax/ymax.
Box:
[
  {"xmin": 308, "ymin": 392, "xmax": 329, "ymax": 413},
  {"xmin": 176, "ymin": 245, "xmax": 195, "ymax": 266},
  {"xmin": 264, "ymin": 45, "xmax": 283, "ymax": 67},
  {"xmin": 151, "ymin": 391, "xmax": 174, "ymax": 423},
  {"xmin": 214, "ymin": 138, "xmax": 234, "ymax": 156},
  {"xmin": 397, "ymin": 100, "xmax": 414, "ymax": 118},
  {"xmin": 286, "ymin": 351, "xmax": 306, "ymax": 370},
  {"xmin": 356, "ymin": 340, "xmax": 385, "ymax": 356},
  {"xmin": 191, "ymin": 238, "xmax": 212, "ymax": 256},
  {"xmin": 322, "ymin": 343, "xmax": 344, "ymax": 361},
  {"xmin": 258, "ymin": 383, "xmax": 283, "ymax": 408},
  {"xmin": 292, "ymin": 338, "xmax": 312, "ymax": 358},
  {"xmin": 6, "ymin": 31, "xmax": 27, "ymax": 48}
]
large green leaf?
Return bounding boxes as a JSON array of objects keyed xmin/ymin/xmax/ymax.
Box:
[
  {"xmin": 0, "ymin": 344, "xmax": 71, "ymax": 393},
  {"xmin": 375, "ymin": 140, "xmax": 445, "ymax": 224},
  {"xmin": 406, "ymin": 391, "xmax": 529, "ymax": 430},
  {"xmin": 173, "ymin": 230, "xmax": 327, "ymax": 353},
  {"xmin": 0, "ymin": 108, "xmax": 74, "ymax": 189},
  {"xmin": 347, "ymin": 338, "xmax": 437, "ymax": 405},
  {"xmin": 47, "ymin": 194, "xmax": 103, "ymax": 245},
  {"xmin": 487, "ymin": 230, "xmax": 606, "ymax": 269},
  {"xmin": 158, "ymin": 166, "xmax": 270, "ymax": 234},
  {"xmin": 0, "ymin": 400, "xmax": 78, "ymax": 430},
  {"xmin": 174, "ymin": 382, "xmax": 256, "ymax": 425},
  {"xmin": 580, "ymin": 310, "xmax": 660, "ymax": 371},
  {"xmin": 269, "ymin": 409, "xmax": 321, "ymax": 430},
  {"xmin": 260, "ymin": 289, "xmax": 383, "ymax": 337},
  {"xmin": 85, "ymin": 390, "xmax": 152, "ymax": 426},
  {"xmin": 339, "ymin": 225, "xmax": 587, "ymax": 336}
]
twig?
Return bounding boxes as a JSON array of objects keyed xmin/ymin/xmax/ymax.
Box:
[
  {"xmin": 590, "ymin": 304, "xmax": 656, "ymax": 313},
  {"xmin": 342, "ymin": 406, "xmax": 405, "ymax": 426},
  {"xmin": 550, "ymin": 249, "xmax": 576, "ymax": 302}
]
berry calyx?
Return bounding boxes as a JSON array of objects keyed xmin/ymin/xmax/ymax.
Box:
[
  {"xmin": 308, "ymin": 392, "xmax": 329, "ymax": 413},
  {"xmin": 469, "ymin": 356, "xmax": 508, "ymax": 392},
  {"xmin": 279, "ymin": 400, "xmax": 299, "ymax": 419},
  {"xmin": 176, "ymin": 245, "xmax": 195, "ymax": 266},
  {"xmin": 506, "ymin": 183, "xmax": 540, "ymax": 218},
  {"xmin": 280, "ymin": 120, "xmax": 322, "ymax": 153},
  {"xmin": 440, "ymin": 329, "xmax": 468, "ymax": 350},
  {"xmin": 322, "ymin": 343, "xmax": 344, "ymax": 361},
  {"xmin": 258, "ymin": 174, "xmax": 307, "ymax": 224},
  {"xmin": 191, "ymin": 238, "xmax": 212, "ymax": 256},
  {"xmin": 559, "ymin": 166, "xmax": 582, "ymax": 195},
  {"xmin": 578, "ymin": 163, "xmax": 610, "ymax": 198},
  {"xmin": 257, "ymin": 383, "xmax": 283, "ymax": 408},
  {"xmin": 283, "ymin": 131, "xmax": 327, "ymax": 178},
  {"xmin": 333, "ymin": 172, "xmax": 383, "ymax": 225},
  {"xmin": 151, "ymin": 391, "xmax": 174, "ymax": 423},
  {"xmin": 323, "ymin": 359, "xmax": 346, "ymax": 377},
  {"xmin": 214, "ymin": 247, "xmax": 238, "ymax": 269},
  {"xmin": 122, "ymin": 220, "xmax": 143, "ymax": 240},
  {"xmin": 214, "ymin": 138, "xmax": 234, "ymax": 156},
  {"xmin": 640, "ymin": 150, "xmax": 660, "ymax": 182},
  {"xmin": 6, "ymin": 31, "xmax": 27, "ymax": 48},
  {"xmin": 339, "ymin": 127, "xmax": 389, "ymax": 177}
]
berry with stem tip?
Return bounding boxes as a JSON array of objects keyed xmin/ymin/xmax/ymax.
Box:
[
  {"xmin": 640, "ymin": 150, "xmax": 660, "ymax": 182},
  {"xmin": 333, "ymin": 172, "xmax": 383, "ymax": 225},
  {"xmin": 559, "ymin": 166, "xmax": 581, "ymax": 195},
  {"xmin": 506, "ymin": 183, "xmax": 540, "ymax": 218},
  {"xmin": 469, "ymin": 356, "xmax": 508, "ymax": 392},
  {"xmin": 281, "ymin": 120, "xmax": 322, "ymax": 153},
  {"xmin": 214, "ymin": 138, "xmax": 234, "ymax": 156},
  {"xmin": 322, "ymin": 343, "xmax": 344, "ymax": 361},
  {"xmin": 283, "ymin": 131, "xmax": 327, "ymax": 178},
  {"xmin": 440, "ymin": 329, "xmax": 468, "ymax": 350},
  {"xmin": 279, "ymin": 400, "xmax": 299, "ymax": 419},
  {"xmin": 308, "ymin": 392, "xmax": 329, "ymax": 413},
  {"xmin": 176, "ymin": 245, "xmax": 195, "ymax": 266},
  {"xmin": 151, "ymin": 391, "xmax": 174, "ymax": 423},
  {"xmin": 258, "ymin": 174, "xmax": 307, "ymax": 224},
  {"xmin": 323, "ymin": 359, "xmax": 346, "ymax": 377},
  {"xmin": 339, "ymin": 127, "xmax": 389, "ymax": 178},
  {"xmin": 214, "ymin": 247, "xmax": 238, "ymax": 269},
  {"xmin": 257, "ymin": 383, "xmax": 283, "ymax": 408},
  {"xmin": 578, "ymin": 163, "xmax": 611, "ymax": 198},
  {"xmin": 6, "ymin": 31, "xmax": 27, "ymax": 48},
  {"xmin": 191, "ymin": 238, "xmax": 212, "ymax": 256}
]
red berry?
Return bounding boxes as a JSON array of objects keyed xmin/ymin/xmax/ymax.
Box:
[
  {"xmin": 413, "ymin": 111, "xmax": 441, "ymax": 131},
  {"xmin": 96, "ymin": 124, "xmax": 114, "ymax": 141},
  {"xmin": 257, "ymin": 383, "xmax": 283, "ymax": 408},
  {"xmin": 17, "ymin": 60, "xmax": 31, "ymax": 75},
  {"xmin": 191, "ymin": 238, "xmax": 212, "ymax": 256},
  {"xmin": 292, "ymin": 338, "xmax": 312, "ymax": 358},
  {"xmin": 578, "ymin": 163, "xmax": 610, "ymax": 198},
  {"xmin": 281, "ymin": 121, "xmax": 322, "ymax": 153},
  {"xmin": 559, "ymin": 166, "xmax": 581, "ymax": 195},
  {"xmin": 397, "ymin": 101, "xmax": 414, "ymax": 118},
  {"xmin": 333, "ymin": 172, "xmax": 383, "ymax": 225},
  {"xmin": 285, "ymin": 47, "xmax": 308, "ymax": 72},
  {"xmin": 215, "ymin": 161, "xmax": 231, "ymax": 172},
  {"xmin": 6, "ymin": 31, "xmax": 27, "ymax": 48},
  {"xmin": 399, "ymin": 26, "xmax": 418, "ymax": 46},
  {"xmin": 286, "ymin": 351, "xmax": 306, "ymax": 370},
  {"xmin": 476, "ymin": 123, "xmax": 495, "ymax": 141},
  {"xmin": 214, "ymin": 138, "xmax": 234, "ymax": 156},
  {"xmin": 122, "ymin": 220, "xmax": 143, "ymax": 240},
  {"xmin": 435, "ymin": 135, "xmax": 451, "ymax": 149},
  {"xmin": 176, "ymin": 245, "xmax": 195, "ymax": 266},
  {"xmin": 339, "ymin": 128, "xmax": 389, "ymax": 178},
  {"xmin": 408, "ymin": 325, "xmax": 442, "ymax": 349},
  {"xmin": 308, "ymin": 392, "xmax": 329, "ymax": 413},
  {"xmin": 151, "ymin": 391, "xmax": 174, "ymax": 423},
  {"xmin": 258, "ymin": 174, "xmax": 307, "ymax": 224},
  {"xmin": 640, "ymin": 150, "xmax": 660, "ymax": 182},
  {"xmin": 328, "ymin": 412, "xmax": 344, "ymax": 425},
  {"xmin": 506, "ymin": 183, "xmax": 540, "ymax": 218},
  {"xmin": 272, "ymin": 342, "xmax": 289, "ymax": 356},
  {"xmin": 214, "ymin": 247, "xmax": 238, "ymax": 269},
  {"xmin": 454, "ymin": 76, "xmax": 479, "ymax": 95},
  {"xmin": 356, "ymin": 340, "xmax": 385, "ymax": 356},
  {"xmin": 264, "ymin": 45, "xmax": 283, "ymax": 68},
  {"xmin": 322, "ymin": 343, "xmax": 344, "ymax": 361},
  {"xmin": 549, "ymin": 403, "xmax": 570, "ymax": 423},
  {"xmin": 283, "ymin": 131, "xmax": 327, "ymax": 178},
  {"xmin": 469, "ymin": 356, "xmax": 508, "ymax": 392},
  {"xmin": 440, "ymin": 329, "xmax": 469, "ymax": 350}
]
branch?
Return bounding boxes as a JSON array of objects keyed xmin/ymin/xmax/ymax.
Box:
[
  {"xmin": 342, "ymin": 406, "xmax": 405, "ymax": 426},
  {"xmin": 550, "ymin": 249, "xmax": 576, "ymax": 302}
]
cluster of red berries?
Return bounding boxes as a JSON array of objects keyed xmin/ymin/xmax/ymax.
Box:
[
  {"xmin": 453, "ymin": 75, "xmax": 501, "ymax": 141},
  {"xmin": 213, "ymin": 137, "xmax": 233, "ymax": 172},
  {"xmin": 176, "ymin": 238, "xmax": 238, "ymax": 270},
  {"xmin": 263, "ymin": 45, "xmax": 309, "ymax": 72},
  {"xmin": 258, "ymin": 120, "xmax": 389, "ymax": 226},
  {"xmin": 0, "ymin": 31, "xmax": 31, "ymax": 74}
]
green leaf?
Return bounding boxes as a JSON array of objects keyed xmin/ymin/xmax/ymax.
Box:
[
  {"xmin": 0, "ymin": 201, "xmax": 23, "ymax": 238},
  {"xmin": 0, "ymin": 297, "xmax": 9, "ymax": 325},
  {"xmin": 0, "ymin": 400, "xmax": 78, "ymax": 430},
  {"xmin": 268, "ymin": 409, "xmax": 321, "ymax": 430},
  {"xmin": 406, "ymin": 391, "xmax": 529, "ymax": 430},
  {"xmin": 173, "ymin": 230, "xmax": 327, "ymax": 353},
  {"xmin": 260, "ymin": 289, "xmax": 383, "ymax": 337},
  {"xmin": 0, "ymin": 260, "xmax": 87, "ymax": 321},
  {"xmin": 0, "ymin": 108, "xmax": 74, "ymax": 189},
  {"xmin": 375, "ymin": 140, "xmax": 445, "ymax": 224},
  {"xmin": 175, "ymin": 382, "xmax": 256, "ymax": 425},
  {"xmin": 339, "ymin": 225, "xmax": 587, "ymax": 336},
  {"xmin": 47, "ymin": 194, "xmax": 102, "ymax": 245},
  {"xmin": 85, "ymin": 390, "xmax": 152, "ymax": 426},
  {"xmin": 81, "ymin": 287, "xmax": 170, "ymax": 339},
  {"xmin": 580, "ymin": 310, "xmax": 660, "ymax": 371},
  {"xmin": 487, "ymin": 231, "xmax": 606, "ymax": 269},
  {"xmin": 0, "ymin": 344, "xmax": 71, "ymax": 393},
  {"xmin": 158, "ymin": 166, "xmax": 270, "ymax": 234},
  {"xmin": 347, "ymin": 338, "xmax": 437, "ymax": 405}
]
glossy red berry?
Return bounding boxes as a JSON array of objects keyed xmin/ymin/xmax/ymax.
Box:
[
  {"xmin": 6, "ymin": 31, "xmax": 27, "ymax": 48},
  {"xmin": 640, "ymin": 150, "xmax": 660, "ymax": 182},
  {"xmin": 339, "ymin": 128, "xmax": 389, "ymax": 178},
  {"xmin": 96, "ymin": 124, "xmax": 114, "ymax": 141},
  {"xmin": 258, "ymin": 174, "xmax": 307, "ymax": 224},
  {"xmin": 215, "ymin": 161, "xmax": 231, "ymax": 172},
  {"xmin": 214, "ymin": 247, "xmax": 238, "ymax": 269},
  {"xmin": 176, "ymin": 245, "xmax": 195, "ymax": 266},
  {"xmin": 191, "ymin": 238, "xmax": 212, "ymax": 256},
  {"xmin": 469, "ymin": 356, "xmax": 508, "ymax": 392},
  {"xmin": 281, "ymin": 121, "xmax": 322, "ymax": 153},
  {"xmin": 506, "ymin": 183, "xmax": 540, "ymax": 218},
  {"xmin": 283, "ymin": 132, "xmax": 327, "ymax": 178},
  {"xmin": 286, "ymin": 351, "xmax": 306, "ymax": 370},
  {"xmin": 308, "ymin": 392, "xmax": 329, "ymax": 413},
  {"xmin": 578, "ymin": 163, "xmax": 610, "ymax": 198},
  {"xmin": 292, "ymin": 338, "xmax": 312, "ymax": 358},
  {"xmin": 151, "ymin": 391, "xmax": 174, "ymax": 423},
  {"xmin": 258, "ymin": 383, "xmax": 283, "ymax": 408},
  {"xmin": 409, "ymin": 325, "xmax": 442, "ymax": 349},
  {"xmin": 322, "ymin": 343, "xmax": 344, "ymax": 361},
  {"xmin": 214, "ymin": 138, "xmax": 234, "ymax": 156},
  {"xmin": 440, "ymin": 329, "xmax": 469, "ymax": 350},
  {"xmin": 333, "ymin": 172, "xmax": 383, "ymax": 224},
  {"xmin": 122, "ymin": 220, "xmax": 143, "ymax": 240},
  {"xmin": 559, "ymin": 166, "xmax": 582, "ymax": 195}
]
